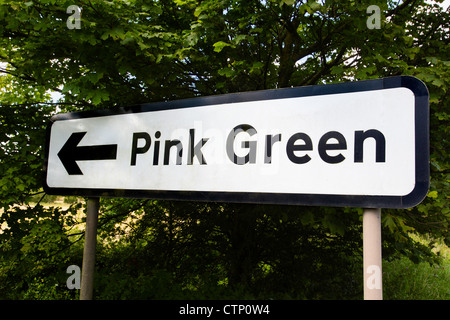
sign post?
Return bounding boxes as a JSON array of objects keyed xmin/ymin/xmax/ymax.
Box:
[
  {"xmin": 80, "ymin": 197, "xmax": 99, "ymax": 300},
  {"xmin": 363, "ymin": 208, "xmax": 383, "ymax": 300},
  {"xmin": 43, "ymin": 76, "xmax": 429, "ymax": 300},
  {"xmin": 43, "ymin": 76, "xmax": 429, "ymax": 209}
]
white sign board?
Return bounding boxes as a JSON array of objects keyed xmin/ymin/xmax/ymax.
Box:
[{"xmin": 44, "ymin": 76, "xmax": 429, "ymax": 208}]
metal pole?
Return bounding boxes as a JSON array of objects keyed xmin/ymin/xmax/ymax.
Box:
[
  {"xmin": 80, "ymin": 197, "xmax": 100, "ymax": 300},
  {"xmin": 363, "ymin": 208, "xmax": 383, "ymax": 300}
]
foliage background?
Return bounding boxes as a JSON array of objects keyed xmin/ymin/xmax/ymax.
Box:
[{"xmin": 0, "ymin": 0, "xmax": 448, "ymax": 299}]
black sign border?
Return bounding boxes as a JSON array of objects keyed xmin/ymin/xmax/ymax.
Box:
[{"xmin": 43, "ymin": 76, "xmax": 429, "ymax": 208}]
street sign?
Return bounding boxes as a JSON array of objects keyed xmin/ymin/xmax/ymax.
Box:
[{"xmin": 43, "ymin": 76, "xmax": 429, "ymax": 208}]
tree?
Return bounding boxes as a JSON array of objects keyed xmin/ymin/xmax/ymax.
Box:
[{"xmin": 1, "ymin": 0, "xmax": 448, "ymax": 299}]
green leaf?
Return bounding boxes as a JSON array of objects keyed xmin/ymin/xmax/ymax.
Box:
[
  {"xmin": 432, "ymin": 78, "xmax": 445, "ymax": 88},
  {"xmin": 86, "ymin": 72, "xmax": 104, "ymax": 84},
  {"xmin": 383, "ymin": 214, "xmax": 397, "ymax": 233},
  {"xmin": 120, "ymin": 37, "xmax": 135, "ymax": 45},
  {"xmin": 331, "ymin": 65, "xmax": 345, "ymax": 75},
  {"xmin": 322, "ymin": 214, "xmax": 345, "ymax": 236},
  {"xmin": 427, "ymin": 191, "xmax": 438, "ymax": 198},
  {"xmin": 194, "ymin": 6, "xmax": 203, "ymax": 17},
  {"xmin": 218, "ymin": 67, "xmax": 234, "ymax": 77},
  {"xmin": 281, "ymin": 0, "xmax": 295, "ymax": 5},
  {"xmin": 308, "ymin": 1, "xmax": 321, "ymax": 11},
  {"xmin": 213, "ymin": 41, "xmax": 232, "ymax": 53}
]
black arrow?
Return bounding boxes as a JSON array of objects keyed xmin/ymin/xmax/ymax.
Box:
[{"xmin": 58, "ymin": 132, "xmax": 118, "ymax": 175}]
